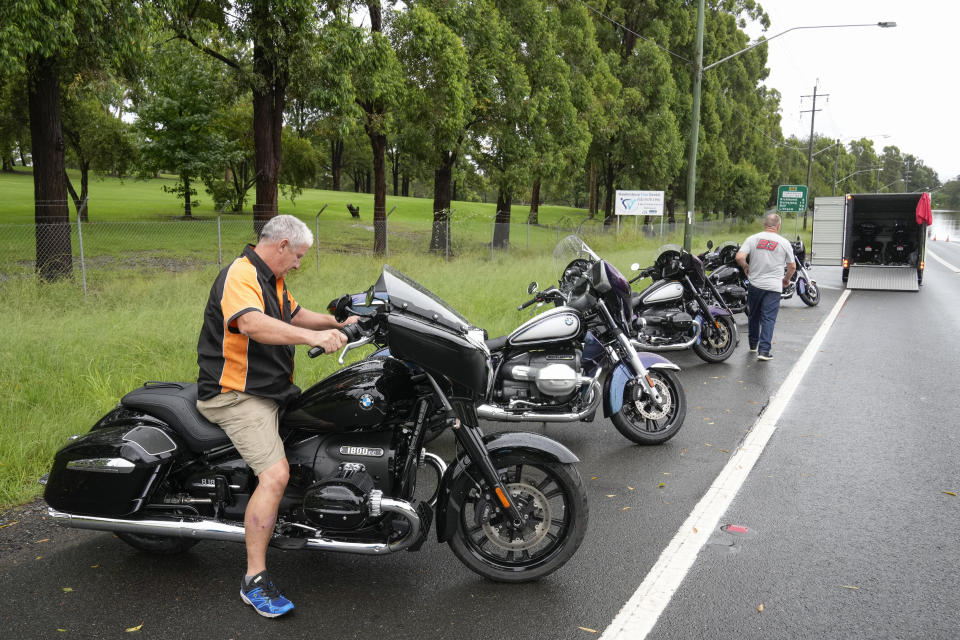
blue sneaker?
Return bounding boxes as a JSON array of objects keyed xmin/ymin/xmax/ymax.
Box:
[{"xmin": 240, "ymin": 571, "xmax": 295, "ymax": 618}]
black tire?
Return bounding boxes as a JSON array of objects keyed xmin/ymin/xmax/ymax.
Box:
[
  {"xmin": 798, "ymin": 279, "xmax": 820, "ymax": 306},
  {"xmin": 448, "ymin": 457, "xmax": 588, "ymax": 583},
  {"xmin": 610, "ymin": 369, "xmax": 686, "ymax": 445},
  {"xmin": 691, "ymin": 314, "xmax": 737, "ymax": 363},
  {"xmin": 115, "ymin": 531, "xmax": 201, "ymax": 555}
]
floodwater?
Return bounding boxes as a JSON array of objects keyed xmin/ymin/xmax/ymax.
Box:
[{"xmin": 930, "ymin": 210, "xmax": 960, "ymax": 241}]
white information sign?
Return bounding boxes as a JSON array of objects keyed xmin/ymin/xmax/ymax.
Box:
[{"xmin": 615, "ymin": 190, "xmax": 665, "ymax": 216}]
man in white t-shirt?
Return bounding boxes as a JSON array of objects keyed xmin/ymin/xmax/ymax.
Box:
[{"xmin": 735, "ymin": 214, "xmax": 796, "ymax": 361}]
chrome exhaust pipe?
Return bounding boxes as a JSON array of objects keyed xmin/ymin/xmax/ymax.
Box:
[
  {"xmin": 630, "ymin": 322, "xmax": 702, "ymax": 352},
  {"xmin": 477, "ymin": 380, "xmax": 602, "ymax": 423},
  {"xmin": 48, "ymin": 496, "xmax": 423, "ymax": 555}
]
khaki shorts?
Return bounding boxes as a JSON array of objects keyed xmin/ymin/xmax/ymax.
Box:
[{"xmin": 197, "ymin": 391, "xmax": 284, "ymax": 476}]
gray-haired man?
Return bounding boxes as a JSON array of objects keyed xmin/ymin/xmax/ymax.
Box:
[{"xmin": 196, "ymin": 214, "xmax": 353, "ymax": 617}]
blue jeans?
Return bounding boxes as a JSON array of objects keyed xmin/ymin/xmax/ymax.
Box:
[{"xmin": 746, "ymin": 285, "xmax": 781, "ymax": 354}]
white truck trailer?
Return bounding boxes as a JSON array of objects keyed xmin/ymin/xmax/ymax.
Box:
[{"xmin": 811, "ymin": 193, "xmax": 928, "ymax": 291}]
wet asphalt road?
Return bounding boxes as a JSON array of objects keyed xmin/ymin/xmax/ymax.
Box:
[{"xmin": 2, "ymin": 249, "xmax": 959, "ymax": 640}]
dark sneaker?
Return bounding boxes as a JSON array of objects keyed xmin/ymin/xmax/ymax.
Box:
[
  {"xmin": 757, "ymin": 351, "xmax": 773, "ymax": 361},
  {"xmin": 241, "ymin": 571, "xmax": 294, "ymax": 618},
  {"xmin": 748, "ymin": 343, "xmax": 758, "ymax": 352}
]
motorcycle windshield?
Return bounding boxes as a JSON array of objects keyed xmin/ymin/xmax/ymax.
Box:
[
  {"xmin": 553, "ymin": 234, "xmax": 600, "ymax": 276},
  {"xmin": 656, "ymin": 243, "xmax": 683, "ymax": 260},
  {"xmin": 375, "ymin": 265, "xmax": 473, "ymax": 334}
]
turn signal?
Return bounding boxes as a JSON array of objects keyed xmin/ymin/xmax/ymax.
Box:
[
  {"xmin": 495, "ymin": 487, "xmax": 511, "ymax": 509},
  {"xmin": 842, "ymin": 258, "xmax": 849, "ymax": 269},
  {"xmin": 919, "ymin": 261, "xmax": 925, "ymax": 271}
]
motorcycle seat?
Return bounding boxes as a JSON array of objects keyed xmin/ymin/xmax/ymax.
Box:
[
  {"xmin": 121, "ymin": 382, "xmax": 232, "ymax": 452},
  {"xmin": 485, "ymin": 335, "xmax": 508, "ymax": 352}
]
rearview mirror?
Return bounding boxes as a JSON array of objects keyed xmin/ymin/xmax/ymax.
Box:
[
  {"xmin": 526, "ymin": 281, "xmax": 539, "ymax": 295},
  {"xmin": 706, "ymin": 240, "xmax": 714, "ymax": 250},
  {"xmin": 630, "ymin": 263, "xmax": 641, "ymax": 271}
]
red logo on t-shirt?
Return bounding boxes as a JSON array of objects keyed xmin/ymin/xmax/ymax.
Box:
[{"xmin": 757, "ymin": 239, "xmax": 779, "ymax": 251}]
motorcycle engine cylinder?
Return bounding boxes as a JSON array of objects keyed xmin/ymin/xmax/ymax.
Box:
[{"xmin": 302, "ymin": 463, "xmax": 376, "ymax": 530}]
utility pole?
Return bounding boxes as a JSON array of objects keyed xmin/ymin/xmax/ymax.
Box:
[
  {"xmin": 802, "ymin": 83, "xmax": 827, "ymax": 230},
  {"xmin": 903, "ymin": 159, "xmax": 912, "ymax": 192}
]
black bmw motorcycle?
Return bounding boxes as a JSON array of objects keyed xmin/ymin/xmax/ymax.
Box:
[
  {"xmin": 43, "ymin": 266, "xmax": 588, "ymax": 583},
  {"xmin": 627, "ymin": 244, "xmax": 739, "ymax": 363}
]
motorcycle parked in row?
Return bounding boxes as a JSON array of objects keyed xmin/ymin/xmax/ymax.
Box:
[
  {"xmin": 780, "ymin": 237, "xmax": 820, "ymax": 306},
  {"xmin": 700, "ymin": 237, "xmax": 819, "ymax": 309},
  {"xmin": 357, "ymin": 236, "xmax": 687, "ymax": 446},
  {"xmin": 43, "ymin": 265, "xmax": 589, "ymax": 583},
  {"xmin": 627, "ymin": 244, "xmax": 739, "ymax": 363}
]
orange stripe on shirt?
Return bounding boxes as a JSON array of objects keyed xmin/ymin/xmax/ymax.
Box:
[{"xmin": 218, "ymin": 258, "xmax": 263, "ymax": 392}]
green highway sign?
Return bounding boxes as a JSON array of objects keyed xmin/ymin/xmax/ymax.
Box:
[{"xmin": 777, "ymin": 185, "xmax": 807, "ymax": 213}]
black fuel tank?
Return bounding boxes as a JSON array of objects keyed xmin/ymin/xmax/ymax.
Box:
[{"xmin": 284, "ymin": 357, "xmax": 416, "ymax": 433}]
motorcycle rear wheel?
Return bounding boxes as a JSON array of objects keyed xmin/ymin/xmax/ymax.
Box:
[
  {"xmin": 691, "ymin": 314, "xmax": 737, "ymax": 363},
  {"xmin": 115, "ymin": 531, "xmax": 201, "ymax": 555},
  {"xmin": 611, "ymin": 369, "xmax": 686, "ymax": 445},
  {"xmin": 798, "ymin": 280, "xmax": 820, "ymax": 306},
  {"xmin": 448, "ymin": 457, "xmax": 588, "ymax": 583}
]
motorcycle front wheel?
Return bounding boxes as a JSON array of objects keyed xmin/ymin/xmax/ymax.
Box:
[
  {"xmin": 611, "ymin": 369, "xmax": 687, "ymax": 445},
  {"xmin": 691, "ymin": 314, "xmax": 737, "ymax": 363},
  {"xmin": 448, "ymin": 456, "xmax": 588, "ymax": 583},
  {"xmin": 798, "ymin": 279, "xmax": 820, "ymax": 306}
]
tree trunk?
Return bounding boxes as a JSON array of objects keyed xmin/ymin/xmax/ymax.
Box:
[
  {"xmin": 1, "ymin": 153, "xmax": 12, "ymax": 172},
  {"xmin": 330, "ymin": 139, "xmax": 343, "ymax": 191},
  {"xmin": 492, "ymin": 188, "xmax": 511, "ymax": 249},
  {"xmin": 527, "ymin": 178, "xmax": 541, "ymax": 224},
  {"xmin": 369, "ymin": 131, "xmax": 387, "ymax": 255},
  {"xmin": 602, "ymin": 161, "xmax": 615, "ymax": 226},
  {"xmin": 402, "ymin": 173, "xmax": 410, "ymax": 197},
  {"xmin": 28, "ymin": 55, "xmax": 72, "ymax": 281},
  {"xmin": 65, "ymin": 158, "xmax": 90, "ymax": 222},
  {"xmin": 667, "ymin": 192, "xmax": 677, "ymax": 224},
  {"xmin": 429, "ymin": 152, "xmax": 455, "ymax": 254},
  {"xmin": 183, "ymin": 172, "xmax": 193, "ymax": 218},
  {"xmin": 251, "ymin": 31, "xmax": 285, "ymax": 236},
  {"xmin": 390, "ymin": 149, "xmax": 400, "ymax": 197},
  {"xmin": 588, "ymin": 158, "xmax": 598, "ymax": 218}
]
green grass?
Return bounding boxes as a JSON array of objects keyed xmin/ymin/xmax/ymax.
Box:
[{"xmin": 0, "ymin": 168, "xmax": 791, "ymax": 507}]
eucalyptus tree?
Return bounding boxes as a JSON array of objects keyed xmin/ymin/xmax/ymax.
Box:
[
  {"xmin": 516, "ymin": 2, "xmax": 590, "ymax": 226},
  {"xmin": 133, "ymin": 40, "xmax": 234, "ymax": 217},
  {"xmin": 390, "ymin": 4, "xmax": 471, "ymax": 252},
  {"xmin": 551, "ymin": 2, "xmax": 619, "ymax": 222},
  {"xmin": 414, "ymin": 0, "xmax": 527, "ymax": 251},
  {"xmin": 159, "ymin": 0, "xmax": 321, "ymax": 233},
  {"xmin": 0, "ymin": 0, "xmax": 145, "ymax": 280},
  {"xmin": 590, "ymin": 1, "xmax": 685, "ymax": 224},
  {"xmin": 878, "ymin": 145, "xmax": 905, "ymax": 193},
  {"xmin": 61, "ymin": 76, "xmax": 137, "ymax": 221},
  {"xmin": 202, "ymin": 100, "xmax": 257, "ymax": 213}
]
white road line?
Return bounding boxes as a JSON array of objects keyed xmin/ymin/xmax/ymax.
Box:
[
  {"xmin": 599, "ymin": 288, "xmax": 853, "ymax": 640},
  {"xmin": 926, "ymin": 249, "xmax": 960, "ymax": 273}
]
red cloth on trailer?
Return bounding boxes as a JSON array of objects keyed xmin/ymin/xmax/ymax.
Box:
[{"xmin": 916, "ymin": 192, "xmax": 933, "ymax": 225}]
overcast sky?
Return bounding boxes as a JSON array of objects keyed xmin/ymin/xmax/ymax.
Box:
[{"xmin": 742, "ymin": 0, "xmax": 957, "ymax": 186}]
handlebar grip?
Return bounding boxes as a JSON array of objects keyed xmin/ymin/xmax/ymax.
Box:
[
  {"xmin": 308, "ymin": 324, "xmax": 361, "ymax": 359},
  {"xmin": 518, "ymin": 297, "xmax": 538, "ymax": 310}
]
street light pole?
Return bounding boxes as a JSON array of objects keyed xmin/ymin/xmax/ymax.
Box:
[{"xmin": 681, "ymin": 17, "xmax": 896, "ymax": 252}]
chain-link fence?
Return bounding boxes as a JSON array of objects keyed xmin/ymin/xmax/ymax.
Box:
[{"xmin": 1, "ymin": 206, "xmax": 753, "ymax": 295}]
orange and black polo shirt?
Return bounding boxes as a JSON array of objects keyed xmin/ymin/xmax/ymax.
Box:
[{"xmin": 197, "ymin": 244, "xmax": 302, "ymax": 406}]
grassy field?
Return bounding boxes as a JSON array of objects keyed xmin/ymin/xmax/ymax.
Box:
[{"xmin": 0, "ymin": 168, "xmax": 797, "ymax": 506}]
